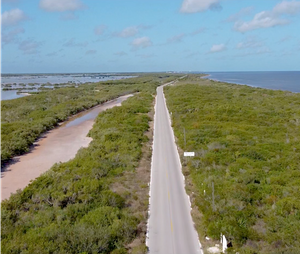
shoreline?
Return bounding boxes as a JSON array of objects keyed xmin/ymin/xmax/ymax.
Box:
[
  {"xmin": 201, "ymin": 74, "xmax": 299, "ymax": 93},
  {"xmin": 164, "ymin": 77, "xmax": 300, "ymax": 253},
  {"xmin": 18, "ymin": 92, "xmax": 32, "ymax": 96}
]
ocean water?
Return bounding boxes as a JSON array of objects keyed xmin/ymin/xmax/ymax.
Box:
[{"xmin": 202, "ymin": 71, "xmax": 300, "ymax": 93}]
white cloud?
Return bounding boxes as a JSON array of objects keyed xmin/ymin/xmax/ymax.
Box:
[
  {"xmin": 209, "ymin": 44, "xmax": 226, "ymax": 53},
  {"xmin": 234, "ymin": 12, "xmax": 289, "ymax": 32},
  {"xmin": 167, "ymin": 33, "xmax": 186, "ymax": 43},
  {"xmin": 131, "ymin": 37, "xmax": 152, "ymax": 49},
  {"xmin": 191, "ymin": 27, "xmax": 205, "ymax": 35},
  {"xmin": 115, "ymin": 51, "xmax": 127, "ymax": 56},
  {"xmin": 236, "ymin": 41, "xmax": 262, "ymax": 49},
  {"xmin": 226, "ymin": 7, "xmax": 254, "ymax": 22},
  {"xmin": 85, "ymin": 49, "xmax": 97, "ymax": 55},
  {"xmin": 273, "ymin": 0, "xmax": 300, "ymax": 15},
  {"xmin": 234, "ymin": 1, "xmax": 300, "ymax": 32},
  {"xmin": 115, "ymin": 26, "xmax": 139, "ymax": 38},
  {"xmin": 46, "ymin": 51, "xmax": 57, "ymax": 57},
  {"xmin": 1, "ymin": 8, "xmax": 27, "ymax": 26},
  {"xmin": 136, "ymin": 53, "xmax": 155, "ymax": 59},
  {"xmin": 18, "ymin": 39, "xmax": 43, "ymax": 54},
  {"xmin": 60, "ymin": 12, "xmax": 78, "ymax": 20},
  {"xmin": 256, "ymin": 47, "xmax": 271, "ymax": 54},
  {"xmin": 236, "ymin": 36, "xmax": 263, "ymax": 49},
  {"xmin": 278, "ymin": 35, "xmax": 292, "ymax": 42},
  {"xmin": 138, "ymin": 24, "xmax": 153, "ymax": 30},
  {"xmin": 235, "ymin": 36, "xmax": 271, "ymax": 57},
  {"xmin": 185, "ymin": 51, "xmax": 200, "ymax": 58},
  {"xmin": 180, "ymin": 0, "xmax": 221, "ymax": 13},
  {"xmin": 39, "ymin": 0, "xmax": 84, "ymax": 12},
  {"xmin": 234, "ymin": 47, "xmax": 271, "ymax": 57},
  {"xmin": 2, "ymin": 27, "xmax": 24, "ymax": 44},
  {"xmin": 63, "ymin": 38, "xmax": 88, "ymax": 47},
  {"xmin": 94, "ymin": 25, "xmax": 106, "ymax": 35}
]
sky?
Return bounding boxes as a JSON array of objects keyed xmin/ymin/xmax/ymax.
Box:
[{"xmin": 1, "ymin": 0, "xmax": 300, "ymax": 73}]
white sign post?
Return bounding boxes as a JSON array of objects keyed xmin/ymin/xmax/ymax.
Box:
[
  {"xmin": 184, "ymin": 152, "xmax": 195, "ymax": 157},
  {"xmin": 221, "ymin": 234, "xmax": 228, "ymax": 252}
]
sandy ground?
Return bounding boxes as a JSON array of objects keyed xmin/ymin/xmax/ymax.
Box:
[
  {"xmin": 19, "ymin": 92, "xmax": 32, "ymax": 96},
  {"xmin": 1, "ymin": 94, "xmax": 133, "ymax": 201}
]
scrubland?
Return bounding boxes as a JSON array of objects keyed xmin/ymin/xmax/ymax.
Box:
[
  {"xmin": 1, "ymin": 74, "xmax": 179, "ymax": 253},
  {"xmin": 164, "ymin": 75, "xmax": 300, "ymax": 254},
  {"xmin": 1, "ymin": 74, "xmax": 178, "ymax": 165}
]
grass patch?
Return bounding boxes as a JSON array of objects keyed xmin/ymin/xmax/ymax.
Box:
[{"xmin": 164, "ymin": 75, "xmax": 300, "ymax": 253}]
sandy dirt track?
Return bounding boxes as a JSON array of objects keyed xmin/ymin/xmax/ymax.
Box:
[{"xmin": 1, "ymin": 94, "xmax": 132, "ymax": 201}]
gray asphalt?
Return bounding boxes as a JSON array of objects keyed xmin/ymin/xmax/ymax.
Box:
[{"xmin": 147, "ymin": 84, "xmax": 203, "ymax": 254}]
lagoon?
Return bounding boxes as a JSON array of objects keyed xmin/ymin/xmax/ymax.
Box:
[
  {"xmin": 1, "ymin": 73, "xmax": 134, "ymax": 85},
  {"xmin": 1, "ymin": 73, "xmax": 136, "ymax": 101},
  {"xmin": 1, "ymin": 90, "xmax": 28, "ymax": 100}
]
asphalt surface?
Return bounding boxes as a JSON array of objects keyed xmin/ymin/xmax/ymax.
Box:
[{"xmin": 147, "ymin": 84, "xmax": 203, "ymax": 254}]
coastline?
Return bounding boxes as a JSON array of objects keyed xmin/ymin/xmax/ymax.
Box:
[
  {"xmin": 201, "ymin": 72, "xmax": 300, "ymax": 93},
  {"xmin": 164, "ymin": 76, "xmax": 300, "ymax": 253}
]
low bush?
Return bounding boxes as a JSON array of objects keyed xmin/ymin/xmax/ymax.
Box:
[
  {"xmin": 164, "ymin": 76, "xmax": 300, "ymax": 253},
  {"xmin": 1, "ymin": 74, "xmax": 180, "ymax": 165},
  {"xmin": 1, "ymin": 92, "xmax": 155, "ymax": 253}
]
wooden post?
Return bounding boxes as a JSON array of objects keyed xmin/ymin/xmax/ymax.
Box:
[
  {"xmin": 212, "ymin": 181, "xmax": 216, "ymax": 212},
  {"xmin": 184, "ymin": 127, "xmax": 186, "ymax": 149}
]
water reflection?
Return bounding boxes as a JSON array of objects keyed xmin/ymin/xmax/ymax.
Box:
[{"xmin": 1, "ymin": 90, "xmax": 28, "ymax": 100}]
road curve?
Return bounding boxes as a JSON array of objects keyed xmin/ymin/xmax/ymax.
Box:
[{"xmin": 147, "ymin": 84, "xmax": 203, "ymax": 254}]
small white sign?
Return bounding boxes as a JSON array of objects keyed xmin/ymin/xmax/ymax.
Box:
[{"xmin": 184, "ymin": 152, "xmax": 195, "ymax": 157}]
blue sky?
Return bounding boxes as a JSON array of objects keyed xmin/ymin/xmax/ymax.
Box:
[{"xmin": 1, "ymin": 0, "xmax": 300, "ymax": 73}]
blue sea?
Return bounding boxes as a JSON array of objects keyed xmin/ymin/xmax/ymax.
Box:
[{"xmin": 202, "ymin": 71, "xmax": 300, "ymax": 93}]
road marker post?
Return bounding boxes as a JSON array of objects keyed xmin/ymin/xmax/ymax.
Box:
[
  {"xmin": 184, "ymin": 152, "xmax": 195, "ymax": 157},
  {"xmin": 184, "ymin": 152, "xmax": 194, "ymax": 166}
]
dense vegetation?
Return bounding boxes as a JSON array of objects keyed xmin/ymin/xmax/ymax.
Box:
[
  {"xmin": 1, "ymin": 92, "xmax": 155, "ymax": 253},
  {"xmin": 1, "ymin": 74, "xmax": 178, "ymax": 165},
  {"xmin": 164, "ymin": 76, "xmax": 300, "ymax": 253}
]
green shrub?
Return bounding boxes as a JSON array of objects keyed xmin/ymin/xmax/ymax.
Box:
[
  {"xmin": 1, "ymin": 92, "xmax": 158, "ymax": 253},
  {"xmin": 164, "ymin": 76, "xmax": 300, "ymax": 253}
]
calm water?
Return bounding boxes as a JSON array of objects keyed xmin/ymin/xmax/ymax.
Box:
[
  {"xmin": 202, "ymin": 71, "xmax": 300, "ymax": 93},
  {"xmin": 1, "ymin": 90, "xmax": 28, "ymax": 100},
  {"xmin": 1, "ymin": 74, "xmax": 135, "ymax": 101},
  {"xmin": 1, "ymin": 74, "xmax": 134, "ymax": 85}
]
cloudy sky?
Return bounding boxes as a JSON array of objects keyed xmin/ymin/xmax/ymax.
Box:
[{"xmin": 1, "ymin": 0, "xmax": 300, "ymax": 73}]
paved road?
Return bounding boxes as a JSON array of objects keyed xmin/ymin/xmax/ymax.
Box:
[{"xmin": 147, "ymin": 84, "xmax": 203, "ymax": 254}]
